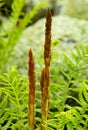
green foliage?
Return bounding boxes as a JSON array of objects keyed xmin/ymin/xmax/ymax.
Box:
[
  {"xmin": 0, "ymin": 66, "xmax": 28, "ymax": 129},
  {"xmin": 0, "ymin": 41, "xmax": 88, "ymax": 129},
  {"xmin": 0, "ymin": 0, "xmax": 25, "ymax": 71},
  {"xmin": 47, "ymin": 103, "xmax": 88, "ymax": 130},
  {"xmin": 0, "ymin": 0, "xmax": 5, "ymax": 7},
  {"xmin": 46, "ymin": 43, "xmax": 88, "ymax": 129},
  {"xmin": 0, "ymin": 0, "xmax": 49, "ymax": 72},
  {"xmin": 61, "ymin": 0, "xmax": 88, "ymax": 20}
]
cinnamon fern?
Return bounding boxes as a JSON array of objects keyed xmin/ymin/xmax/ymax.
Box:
[
  {"xmin": 0, "ymin": 2, "xmax": 88, "ymax": 130},
  {"xmin": 28, "ymin": 49, "xmax": 36, "ymax": 130},
  {"xmin": 40, "ymin": 9, "xmax": 52, "ymax": 130}
]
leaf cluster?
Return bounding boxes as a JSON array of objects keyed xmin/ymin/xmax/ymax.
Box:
[
  {"xmin": 0, "ymin": 67, "xmax": 28, "ymax": 129},
  {"xmin": 46, "ymin": 43, "xmax": 88, "ymax": 129}
]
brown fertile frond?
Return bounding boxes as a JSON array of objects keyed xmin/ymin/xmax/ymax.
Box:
[
  {"xmin": 28, "ymin": 48, "xmax": 36, "ymax": 91},
  {"xmin": 40, "ymin": 123, "xmax": 45, "ymax": 130},
  {"xmin": 40, "ymin": 67, "xmax": 50, "ymax": 120},
  {"xmin": 40, "ymin": 9, "xmax": 52, "ymax": 130},
  {"xmin": 28, "ymin": 48, "xmax": 36, "ymax": 130},
  {"xmin": 44, "ymin": 9, "xmax": 52, "ymax": 67}
]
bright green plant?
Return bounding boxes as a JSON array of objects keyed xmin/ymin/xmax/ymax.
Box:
[
  {"xmin": 0, "ymin": 0, "xmax": 5, "ymax": 7},
  {"xmin": 0, "ymin": 44, "xmax": 88, "ymax": 130},
  {"xmin": 0, "ymin": 66, "xmax": 28, "ymax": 129},
  {"xmin": 0, "ymin": 0, "xmax": 49, "ymax": 72},
  {"xmin": 46, "ymin": 43, "xmax": 88, "ymax": 129}
]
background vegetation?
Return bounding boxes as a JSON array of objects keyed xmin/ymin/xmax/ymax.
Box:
[{"xmin": 0, "ymin": 0, "xmax": 88, "ymax": 129}]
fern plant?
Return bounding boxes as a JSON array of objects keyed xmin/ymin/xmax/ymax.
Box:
[
  {"xmin": 0, "ymin": 66, "xmax": 28, "ymax": 129},
  {"xmin": 46, "ymin": 43, "xmax": 88, "ymax": 129},
  {"xmin": 46, "ymin": 81, "xmax": 88, "ymax": 130},
  {"xmin": 0, "ymin": 2, "xmax": 88, "ymax": 129}
]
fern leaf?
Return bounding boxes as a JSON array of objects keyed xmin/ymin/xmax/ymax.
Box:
[
  {"xmin": 0, "ymin": 95, "xmax": 7, "ymax": 109},
  {"xmin": 11, "ymin": 0, "xmax": 25, "ymax": 24},
  {"xmin": 0, "ymin": 112, "xmax": 9, "ymax": 124},
  {"xmin": 79, "ymin": 83, "xmax": 88, "ymax": 107},
  {"xmin": 67, "ymin": 123, "xmax": 73, "ymax": 130},
  {"xmin": 22, "ymin": 2, "xmax": 49, "ymax": 26},
  {"xmin": 82, "ymin": 82, "xmax": 88, "ymax": 102}
]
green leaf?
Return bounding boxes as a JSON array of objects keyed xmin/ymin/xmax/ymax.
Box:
[
  {"xmin": 1, "ymin": 117, "xmax": 11, "ymax": 130},
  {"xmin": 11, "ymin": 0, "xmax": 25, "ymax": 22},
  {"xmin": 0, "ymin": 95, "xmax": 7, "ymax": 109},
  {"xmin": 79, "ymin": 84, "xmax": 87, "ymax": 107},
  {"xmin": 67, "ymin": 123, "xmax": 73, "ymax": 130},
  {"xmin": 52, "ymin": 40, "xmax": 61, "ymax": 46},
  {"xmin": 82, "ymin": 82, "xmax": 88, "ymax": 102},
  {"xmin": 0, "ymin": 0, "xmax": 5, "ymax": 7},
  {"xmin": 0, "ymin": 112, "xmax": 9, "ymax": 124}
]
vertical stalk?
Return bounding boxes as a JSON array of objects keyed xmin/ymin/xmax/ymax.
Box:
[
  {"xmin": 28, "ymin": 48, "xmax": 36, "ymax": 130},
  {"xmin": 40, "ymin": 9, "xmax": 52, "ymax": 130}
]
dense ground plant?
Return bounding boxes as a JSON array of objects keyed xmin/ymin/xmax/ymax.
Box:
[
  {"xmin": 0, "ymin": 44, "xmax": 88, "ymax": 130},
  {"xmin": 0, "ymin": 67, "xmax": 28, "ymax": 129},
  {"xmin": 46, "ymin": 44, "xmax": 88, "ymax": 130}
]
